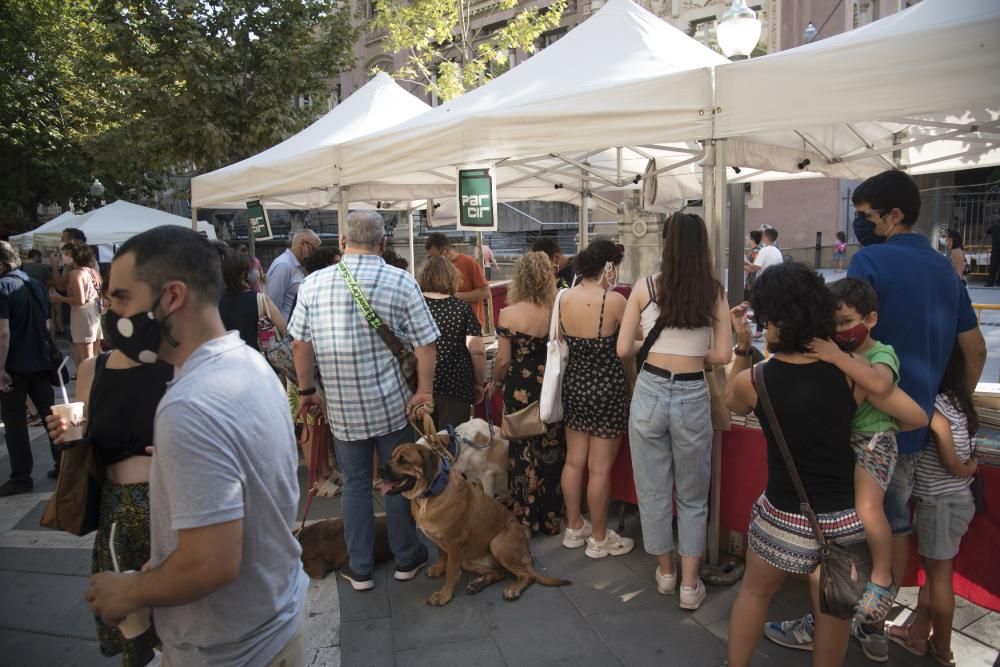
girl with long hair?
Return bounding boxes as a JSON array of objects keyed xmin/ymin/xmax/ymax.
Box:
[
  {"xmin": 48, "ymin": 241, "xmax": 103, "ymax": 365},
  {"xmin": 888, "ymin": 342, "xmax": 978, "ymax": 666},
  {"xmin": 943, "ymin": 228, "xmax": 967, "ymax": 284},
  {"xmin": 491, "ymin": 252, "xmax": 566, "ymax": 535},
  {"xmin": 559, "ymin": 240, "xmax": 633, "ymax": 558},
  {"xmin": 618, "ymin": 212, "xmax": 733, "ymax": 610}
]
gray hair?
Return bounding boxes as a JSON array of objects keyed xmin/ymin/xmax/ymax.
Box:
[
  {"xmin": 291, "ymin": 229, "xmax": 320, "ymax": 246},
  {"xmin": 344, "ymin": 211, "xmax": 385, "ymax": 249}
]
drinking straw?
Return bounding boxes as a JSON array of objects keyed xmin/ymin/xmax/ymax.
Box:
[
  {"xmin": 109, "ymin": 522, "xmax": 120, "ymax": 573},
  {"xmin": 57, "ymin": 357, "xmax": 69, "ymax": 405}
]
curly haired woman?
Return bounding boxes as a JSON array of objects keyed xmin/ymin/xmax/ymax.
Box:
[{"xmin": 490, "ymin": 251, "xmax": 566, "ymax": 535}]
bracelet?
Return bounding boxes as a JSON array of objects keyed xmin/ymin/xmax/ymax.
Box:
[
  {"xmin": 733, "ymin": 344, "xmax": 753, "ymax": 357},
  {"xmin": 297, "ymin": 387, "xmax": 317, "ymax": 396}
]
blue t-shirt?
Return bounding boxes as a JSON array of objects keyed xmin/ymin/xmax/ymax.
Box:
[{"xmin": 848, "ymin": 233, "xmax": 978, "ymax": 454}]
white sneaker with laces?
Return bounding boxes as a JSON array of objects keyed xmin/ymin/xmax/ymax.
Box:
[
  {"xmin": 584, "ymin": 529, "xmax": 635, "ymax": 559},
  {"xmin": 679, "ymin": 579, "xmax": 707, "ymax": 610},
  {"xmin": 655, "ymin": 566, "xmax": 677, "ymax": 595},
  {"xmin": 562, "ymin": 518, "xmax": 593, "ymax": 549}
]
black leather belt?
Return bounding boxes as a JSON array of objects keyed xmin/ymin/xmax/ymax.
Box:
[{"xmin": 641, "ymin": 363, "xmax": 705, "ymax": 382}]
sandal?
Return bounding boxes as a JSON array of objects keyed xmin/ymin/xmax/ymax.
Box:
[
  {"xmin": 887, "ymin": 622, "xmax": 927, "ymax": 656},
  {"xmin": 928, "ymin": 638, "xmax": 956, "ymax": 666},
  {"xmin": 854, "ymin": 580, "xmax": 897, "ymax": 624}
]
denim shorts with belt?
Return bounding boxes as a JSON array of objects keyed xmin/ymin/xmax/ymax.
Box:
[{"xmin": 628, "ymin": 364, "xmax": 712, "ymax": 558}]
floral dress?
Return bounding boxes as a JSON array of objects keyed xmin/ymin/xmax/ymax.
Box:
[{"xmin": 496, "ymin": 325, "xmax": 566, "ymax": 535}]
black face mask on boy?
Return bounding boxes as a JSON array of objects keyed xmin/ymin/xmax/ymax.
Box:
[{"xmin": 852, "ymin": 210, "xmax": 886, "ymax": 247}]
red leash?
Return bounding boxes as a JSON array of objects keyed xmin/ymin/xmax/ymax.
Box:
[{"xmin": 296, "ymin": 406, "xmax": 329, "ymax": 534}]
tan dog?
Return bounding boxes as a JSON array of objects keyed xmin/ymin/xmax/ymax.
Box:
[
  {"xmin": 298, "ymin": 515, "xmax": 392, "ymax": 579},
  {"xmin": 381, "ymin": 443, "xmax": 569, "ymax": 606},
  {"xmin": 417, "ymin": 418, "xmax": 509, "ymax": 499}
]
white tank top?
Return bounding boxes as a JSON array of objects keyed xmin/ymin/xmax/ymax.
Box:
[{"xmin": 639, "ymin": 276, "xmax": 712, "ymax": 357}]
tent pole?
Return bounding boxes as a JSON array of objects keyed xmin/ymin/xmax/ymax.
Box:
[
  {"xmin": 407, "ymin": 207, "xmax": 416, "ymax": 276},
  {"xmin": 702, "ymin": 139, "xmax": 727, "ymax": 568},
  {"xmin": 338, "ymin": 190, "xmax": 349, "ymax": 248},
  {"xmin": 191, "ymin": 207, "xmax": 197, "ymax": 232},
  {"xmin": 579, "ymin": 171, "xmax": 589, "ymax": 252}
]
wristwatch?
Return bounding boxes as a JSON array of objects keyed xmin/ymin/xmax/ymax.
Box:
[
  {"xmin": 733, "ymin": 344, "xmax": 754, "ymax": 357},
  {"xmin": 297, "ymin": 387, "xmax": 317, "ymax": 396}
]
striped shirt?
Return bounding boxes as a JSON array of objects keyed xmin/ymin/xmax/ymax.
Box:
[
  {"xmin": 288, "ymin": 254, "xmax": 440, "ymax": 441},
  {"xmin": 914, "ymin": 394, "xmax": 975, "ymax": 496}
]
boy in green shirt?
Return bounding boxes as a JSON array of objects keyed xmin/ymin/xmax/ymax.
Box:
[{"xmin": 808, "ymin": 278, "xmax": 926, "ymax": 625}]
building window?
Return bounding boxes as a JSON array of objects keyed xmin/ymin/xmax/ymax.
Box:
[{"xmin": 537, "ymin": 26, "xmax": 568, "ymax": 50}]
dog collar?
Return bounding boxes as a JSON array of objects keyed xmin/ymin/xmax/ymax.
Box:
[{"xmin": 422, "ymin": 455, "xmax": 451, "ymax": 497}]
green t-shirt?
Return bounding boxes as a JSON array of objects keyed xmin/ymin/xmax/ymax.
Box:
[{"xmin": 853, "ymin": 340, "xmax": 901, "ymax": 433}]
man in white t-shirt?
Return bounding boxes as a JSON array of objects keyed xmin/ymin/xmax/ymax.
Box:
[{"xmin": 746, "ymin": 227, "xmax": 783, "ymax": 276}]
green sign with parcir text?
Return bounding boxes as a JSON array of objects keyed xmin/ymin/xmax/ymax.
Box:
[
  {"xmin": 457, "ymin": 167, "xmax": 498, "ymax": 232},
  {"xmin": 246, "ymin": 200, "xmax": 273, "ymax": 241}
]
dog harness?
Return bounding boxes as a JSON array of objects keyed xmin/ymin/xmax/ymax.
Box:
[{"xmin": 422, "ymin": 455, "xmax": 451, "ymax": 498}]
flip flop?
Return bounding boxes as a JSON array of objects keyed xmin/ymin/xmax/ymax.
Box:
[
  {"xmin": 886, "ymin": 622, "xmax": 927, "ymax": 656},
  {"xmin": 928, "ymin": 638, "xmax": 956, "ymax": 666}
]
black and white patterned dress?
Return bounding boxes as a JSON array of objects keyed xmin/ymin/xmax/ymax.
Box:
[
  {"xmin": 561, "ymin": 290, "xmax": 628, "ymax": 439},
  {"xmin": 425, "ymin": 296, "xmax": 481, "ymax": 401}
]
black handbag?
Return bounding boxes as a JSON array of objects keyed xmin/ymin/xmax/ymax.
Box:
[
  {"xmin": 754, "ymin": 363, "xmax": 873, "ymax": 620},
  {"xmin": 12, "ymin": 273, "xmax": 69, "ymax": 385}
]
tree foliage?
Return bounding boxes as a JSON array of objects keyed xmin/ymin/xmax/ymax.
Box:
[
  {"xmin": 371, "ymin": 0, "xmax": 567, "ymax": 102},
  {"xmin": 0, "ymin": 0, "xmax": 355, "ymax": 234}
]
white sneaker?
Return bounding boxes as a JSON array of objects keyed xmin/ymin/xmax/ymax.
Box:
[
  {"xmin": 679, "ymin": 579, "xmax": 707, "ymax": 610},
  {"xmin": 655, "ymin": 566, "xmax": 677, "ymax": 595},
  {"xmin": 562, "ymin": 518, "xmax": 593, "ymax": 549},
  {"xmin": 584, "ymin": 529, "xmax": 635, "ymax": 559}
]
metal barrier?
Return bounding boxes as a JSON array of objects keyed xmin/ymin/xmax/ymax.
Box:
[
  {"xmin": 921, "ymin": 180, "xmax": 1000, "ymax": 276},
  {"xmin": 973, "ymin": 303, "xmax": 1000, "ymax": 323}
]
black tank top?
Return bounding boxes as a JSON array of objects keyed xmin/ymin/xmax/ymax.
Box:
[
  {"xmin": 89, "ymin": 352, "xmax": 173, "ymax": 465},
  {"xmin": 219, "ymin": 289, "xmax": 259, "ymax": 351},
  {"xmin": 753, "ymin": 359, "xmax": 857, "ymax": 514}
]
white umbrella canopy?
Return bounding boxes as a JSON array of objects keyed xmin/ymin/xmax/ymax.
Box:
[
  {"xmin": 191, "ymin": 73, "xmax": 433, "ymax": 210},
  {"xmin": 10, "ymin": 211, "xmax": 87, "ymax": 249},
  {"xmin": 335, "ymin": 0, "xmax": 721, "ymax": 190},
  {"xmin": 713, "ymin": 0, "xmax": 1000, "ymax": 176},
  {"xmin": 32, "ymin": 201, "xmax": 215, "ymax": 247}
]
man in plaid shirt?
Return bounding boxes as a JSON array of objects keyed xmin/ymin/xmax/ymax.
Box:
[{"xmin": 289, "ymin": 211, "xmax": 439, "ymax": 591}]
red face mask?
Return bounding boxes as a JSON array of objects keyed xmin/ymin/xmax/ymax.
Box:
[{"xmin": 833, "ymin": 322, "xmax": 869, "ymax": 352}]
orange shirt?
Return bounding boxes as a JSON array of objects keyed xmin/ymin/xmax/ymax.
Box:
[{"xmin": 451, "ymin": 252, "xmax": 489, "ymax": 326}]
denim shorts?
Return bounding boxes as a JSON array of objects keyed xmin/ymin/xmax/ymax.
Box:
[
  {"xmin": 914, "ymin": 489, "xmax": 974, "ymax": 560},
  {"xmin": 884, "ymin": 452, "xmax": 916, "ymax": 535}
]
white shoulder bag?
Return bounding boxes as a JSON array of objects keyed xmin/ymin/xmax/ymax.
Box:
[{"xmin": 540, "ymin": 288, "xmax": 569, "ymax": 423}]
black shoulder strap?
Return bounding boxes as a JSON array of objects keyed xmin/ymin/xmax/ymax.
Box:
[
  {"xmin": 753, "ymin": 363, "xmax": 829, "ymax": 550},
  {"xmin": 9, "ymin": 273, "xmax": 55, "ymax": 344}
]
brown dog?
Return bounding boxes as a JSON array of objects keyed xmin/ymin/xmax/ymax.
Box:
[
  {"xmin": 298, "ymin": 514, "xmax": 392, "ymax": 579},
  {"xmin": 381, "ymin": 443, "xmax": 569, "ymax": 606}
]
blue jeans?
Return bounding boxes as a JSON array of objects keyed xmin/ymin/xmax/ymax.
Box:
[
  {"xmin": 628, "ymin": 369, "xmax": 712, "ymax": 558},
  {"xmin": 333, "ymin": 425, "xmax": 423, "ymax": 574}
]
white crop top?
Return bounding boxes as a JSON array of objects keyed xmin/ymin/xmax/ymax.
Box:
[{"xmin": 639, "ymin": 278, "xmax": 713, "ymax": 357}]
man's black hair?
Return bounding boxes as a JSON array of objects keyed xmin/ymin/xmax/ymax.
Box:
[
  {"xmin": 852, "ymin": 169, "xmax": 921, "ymax": 226},
  {"xmin": 828, "ymin": 277, "xmax": 878, "ymax": 318},
  {"xmin": 424, "ymin": 232, "xmax": 451, "ymax": 251},
  {"xmin": 115, "ymin": 226, "xmax": 222, "ymax": 304},
  {"xmin": 749, "ymin": 230, "xmax": 763, "ymax": 244},
  {"xmin": 763, "ymin": 228, "xmax": 778, "ymax": 243},
  {"xmin": 750, "ymin": 262, "xmax": 835, "ymax": 354},
  {"xmin": 63, "ymin": 227, "xmax": 86, "ymax": 243},
  {"xmin": 28, "ymin": 249, "xmax": 42, "ymax": 261},
  {"xmin": 531, "ymin": 237, "xmax": 561, "ymax": 259}
]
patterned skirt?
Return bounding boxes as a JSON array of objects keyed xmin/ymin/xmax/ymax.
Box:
[
  {"xmin": 92, "ymin": 480, "xmax": 158, "ymax": 666},
  {"xmin": 506, "ymin": 423, "xmax": 566, "ymax": 536},
  {"xmin": 748, "ymin": 493, "xmax": 867, "ymax": 575}
]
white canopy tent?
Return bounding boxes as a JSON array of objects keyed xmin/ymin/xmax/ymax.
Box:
[
  {"xmin": 10, "ymin": 211, "xmax": 83, "ymax": 250},
  {"xmin": 31, "ymin": 200, "xmax": 215, "ymax": 248}
]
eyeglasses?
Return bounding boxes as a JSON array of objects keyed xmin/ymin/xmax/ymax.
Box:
[{"xmin": 859, "ymin": 209, "xmax": 890, "ymax": 223}]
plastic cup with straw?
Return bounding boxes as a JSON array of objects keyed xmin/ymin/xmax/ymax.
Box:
[
  {"xmin": 109, "ymin": 522, "xmax": 152, "ymax": 638},
  {"xmin": 50, "ymin": 358, "xmax": 85, "ymax": 441}
]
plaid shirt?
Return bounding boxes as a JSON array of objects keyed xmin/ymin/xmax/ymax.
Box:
[{"xmin": 288, "ymin": 254, "xmax": 439, "ymax": 441}]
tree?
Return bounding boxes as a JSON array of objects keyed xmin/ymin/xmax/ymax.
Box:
[
  {"xmin": 99, "ymin": 0, "xmax": 357, "ymax": 171},
  {"xmin": 370, "ymin": 0, "xmax": 567, "ymax": 102}
]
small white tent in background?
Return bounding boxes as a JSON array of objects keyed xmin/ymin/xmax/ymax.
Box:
[
  {"xmin": 30, "ymin": 201, "xmax": 216, "ymax": 248},
  {"xmin": 9, "ymin": 211, "xmax": 84, "ymax": 250}
]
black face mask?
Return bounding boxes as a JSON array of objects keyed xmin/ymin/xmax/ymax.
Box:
[
  {"xmin": 853, "ymin": 210, "xmax": 885, "ymax": 247},
  {"xmin": 101, "ymin": 291, "xmax": 176, "ymax": 364}
]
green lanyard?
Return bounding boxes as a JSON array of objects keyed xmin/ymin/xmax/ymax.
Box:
[{"xmin": 336, "ymin": 260, "xmax": 383, "ymax": 331}]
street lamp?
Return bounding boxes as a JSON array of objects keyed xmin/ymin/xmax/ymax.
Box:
[
  {"xmin": 716, "ymin": 0, "xmax": 762, "ymax": 61},
  {"xmin": 90, "ymin": 178, "xmax": 105, "ymax": 199}
]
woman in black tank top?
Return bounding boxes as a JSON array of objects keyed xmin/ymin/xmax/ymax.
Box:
[
  {"xmin": 218, "ymin": 247, "xmax": 285, "ymax": 351},
  {"xmin": 46, "ymin": 349, "xmax": 172, "ymax": 666},
  {"xmin": 724, "ymin": 263, "xmax": 862, "ymax": 667}
]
